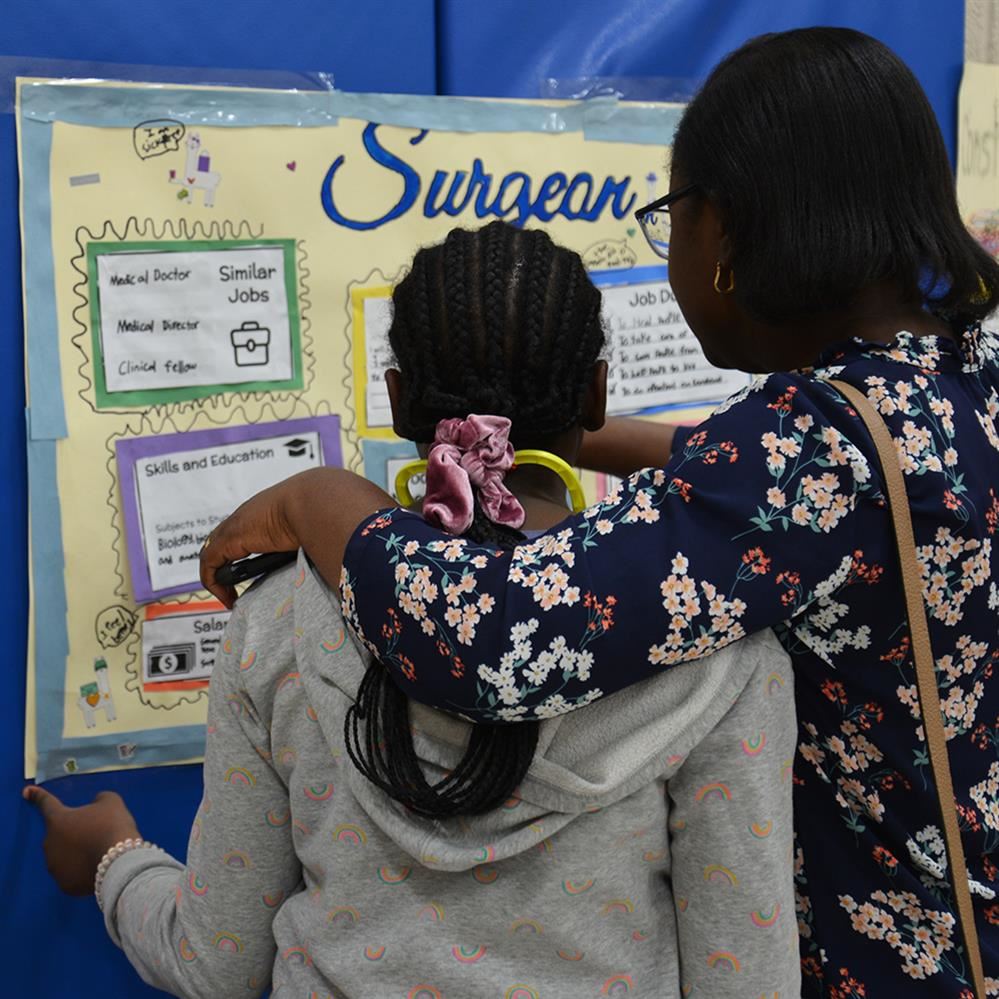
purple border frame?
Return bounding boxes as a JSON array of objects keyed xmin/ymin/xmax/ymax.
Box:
[{"xmin": 115, "ymin": 415, "xmax": 341, "ymax": 603}]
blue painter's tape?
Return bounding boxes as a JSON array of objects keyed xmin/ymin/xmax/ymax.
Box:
[
  {"xmin": 629, "ymin": 398, "xmax": 722, "ymax": 416},
  {"xmin": 581, "ymin": 98, "xmax": 685, "ymax": 145},
  {"xmin": 361, "ymin": 438, "xmax": 419, "ymax": 495},
  {"xmin": 20, "ymin": 81, "xmax": 340, "ymax": 128},
  {"xmin": 589, "ymin": 264, "xmax": 668, "ymax": 287},
  {"xmin": 21, "ymin": 120, "xmax": 67, "ymax": 440},
  {"xmin": 19, "ymin": 82, "xmax": 584, "ymax": 133},
  {"xmin": 19, "ymin": 81, "xmax": 679, "ymax": 141},
  {"xmin": 28, "ymin": 437, "xmax": 70, "ymax": 768},
  {"xmin": 35, "ymin": 727, "xmax": 208, "ymax": 783},
  {"xmin": 330, "ymin": 90, "xmax": 585, "ymax": 134}
]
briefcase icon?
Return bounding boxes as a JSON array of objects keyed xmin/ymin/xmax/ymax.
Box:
[{"xmin": 230, "ymin": 321, "xmax": 271, "ymax": 367}]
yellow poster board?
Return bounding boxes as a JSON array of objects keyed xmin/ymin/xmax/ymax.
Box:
[
  {"xmin": 957, "ymin": 61, "xmax": 999, "ymax": 259},
  {"xmin": 19, "ymin": 80, "xmax": 743, "ymax": 779}
]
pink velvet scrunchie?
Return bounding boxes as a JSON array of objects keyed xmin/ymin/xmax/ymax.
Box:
[{"xmin": 422, "ymin": 414, "xmax": 526, "ymax": 534}]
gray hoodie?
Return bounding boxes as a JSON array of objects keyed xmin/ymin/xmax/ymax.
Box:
[{"xmin": 103, "ymin": 553, "xmax": 800, "ymax": 998}]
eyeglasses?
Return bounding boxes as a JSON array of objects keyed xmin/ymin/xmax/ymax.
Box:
[{"xmin": 633, "ymin": 183, "xmax": 699, "ymax": 261}]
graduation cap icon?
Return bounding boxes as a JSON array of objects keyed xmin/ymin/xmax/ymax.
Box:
[{"xmin": 283, "ymin": 437, "xmax": 314, "ymax": 460}]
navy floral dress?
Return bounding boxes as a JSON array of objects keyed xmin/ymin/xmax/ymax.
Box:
[{"xmin": 341, "ymin": 328, "xmax": 999, "ymax": 996}]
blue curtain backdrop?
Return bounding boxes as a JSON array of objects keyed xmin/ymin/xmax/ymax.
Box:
[
  {"xmin": 1, "ymin": 1, "xmax": 963, "ymax": 991},
  {"xmin": 438, "ymin": 0, "xmax": 962, "ymax": 161}
]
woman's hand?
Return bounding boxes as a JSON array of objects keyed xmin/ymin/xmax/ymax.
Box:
[
  {"xmin": 200, "ymin": 467, "xmax": 396, "ymax": 606},
  {"xmin": 200, "ymin": 472, "xmax": 306, "ymax": 607},
  {"xmin": 24, "ymin": 786, "xmax": 140, "ymax": 896}
]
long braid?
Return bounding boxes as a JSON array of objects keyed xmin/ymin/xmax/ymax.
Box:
[
  {"xmin": 345, "ymin": 221, "xmax": 606, "ymax": 819},
  {"xmin": 345, "ymin": 507, "xmax": 532, "ymax": 818}
]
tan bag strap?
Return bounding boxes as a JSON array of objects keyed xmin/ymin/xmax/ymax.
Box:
[{"xmin": 829, "ymin": 379, "xmax": 986, "ymax": 998}]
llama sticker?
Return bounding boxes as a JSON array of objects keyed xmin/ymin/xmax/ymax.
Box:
[{"xmin": 168, "ymin": 132, "xmax": 221, "ymax": 207}]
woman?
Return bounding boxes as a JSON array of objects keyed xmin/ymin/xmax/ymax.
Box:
[
  {"xmin": 197, "ymin": 28, "xmax": 999, "ymax": 995},
  {"xmin": 33, "ymin": 25, "xmax": 990, "ymax": 997}
]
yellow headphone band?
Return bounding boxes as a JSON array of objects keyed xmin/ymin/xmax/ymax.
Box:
[
  {"xmin": 393, "ymin": 448, "xmax": 587, "ymax": 513},
  {"xmin": 514, "ymin": 450, "xmax": 588, "ymax": 513},
  {"xmin": 393, "ymin": 460, "xmax": 425, "ymax": 507}
]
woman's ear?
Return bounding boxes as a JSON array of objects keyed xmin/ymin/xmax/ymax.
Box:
[
  {"xmin": 581, "ymin": 360, "xmax": 608, "ymax": 432},
  {"xmin": 704, "ymin": 194, "xmax": 733, "ymax": 268},
  {"xmin": 718, "ymin": 230, "xmax": 734, "ymax": 270}
]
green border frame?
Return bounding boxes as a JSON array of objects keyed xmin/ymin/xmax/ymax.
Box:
[{"xmin": 85, "ymin": 238, "xmax": 302, "ymax": 407}]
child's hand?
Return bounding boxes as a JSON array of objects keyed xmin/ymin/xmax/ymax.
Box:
[
  {"xmin": 23, "ymin": 786, "xmax": 140, "ymax": 896},
  {"xmin": 200, "ymin": 473, "xmax": 306, "ymax": 607}
]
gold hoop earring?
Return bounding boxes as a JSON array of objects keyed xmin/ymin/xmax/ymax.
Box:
[{"xmin": 713, "ymin": 262, "xmax": 735, "ymax": 294}]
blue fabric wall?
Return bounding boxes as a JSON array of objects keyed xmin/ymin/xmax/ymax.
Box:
[
  {"xmin": 2, "ymin": 1, "xmax": 963, "ymax": 993},
  {"xmin": 438, "ymin": 0, "xmax": 964, "ymax": 161}
]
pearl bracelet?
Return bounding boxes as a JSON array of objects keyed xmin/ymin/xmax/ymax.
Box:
[{"xmin": 94, "ymin": 837, "xmax": 157, "ymax": 912}]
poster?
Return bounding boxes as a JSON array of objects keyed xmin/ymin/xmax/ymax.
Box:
[
  {"xmin": 592, "ymin": 266, "xmax": 748, "ymax": 414},
  {"xmin": 89, "ymin": 239, "xmax": 301, "ymax": 404},
  {"xmin": 117, "ymin": 416, "xmax": 340, "ymax": 600},
  {"xmin": 351, "ymin": 286, "xmax": 395, "ymax": 437},
  {"xmin": 19, "ymin": 80, "xmax": 747, "ymax": 779},
  {"xmin": 957, "ymin": 61, "xmax": 999, "ymax": 261},
  {"xmin": 140, "ymin": 601, "xmax": 231, "ymax": 691}
]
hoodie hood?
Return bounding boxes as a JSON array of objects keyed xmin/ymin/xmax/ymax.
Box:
[{"xmin": 292, "ymin": 553, "xmax": 774, "ymax": 872}]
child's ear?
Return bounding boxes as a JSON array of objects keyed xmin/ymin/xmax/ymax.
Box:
[
  {"xmin": 581, "ymin": 360, "xmax": 608, "ymax": 432},
  {"xmin": 385, "ymin": 369, "xmax": 407, "ymax": 437}
]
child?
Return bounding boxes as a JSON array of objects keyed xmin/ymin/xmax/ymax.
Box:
[{"xmin": 27, "ymin": 221, "xmax": 798, "ymax": 998}]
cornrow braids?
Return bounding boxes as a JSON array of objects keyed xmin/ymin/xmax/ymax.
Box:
[
  {"xmin": 520, "ymin": 230, "xmax": 556, "ymax": 420},
  {"xmin": 442, "ymin": 228, "xmax": 470, "ymax": 387},
  {"xmin": 390, "ymin": 220, "xmax": 604, "ymax": 441},
  {"xmin": 502, "ymin": 226, "xmax": 527, "ymax": 373},
  {"xmin": 481, "ymin": 219, "xmax": 511, "ymax": 401},
  {"xmin": 549, "ymin": 249, "xmax": 581, "ymax": 408},
  {"xmin": 345, "ymin": 220, "xmax": 605, "ymax": 819}
]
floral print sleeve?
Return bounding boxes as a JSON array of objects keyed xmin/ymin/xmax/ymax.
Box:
[{"xmin": 341, "ymin": 371, "xmax": 878, "ymax": 722}]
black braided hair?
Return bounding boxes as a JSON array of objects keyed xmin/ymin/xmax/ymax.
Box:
[{"xmin": 345, "ymin": 221, "xmax": 606, "ymax": 819}]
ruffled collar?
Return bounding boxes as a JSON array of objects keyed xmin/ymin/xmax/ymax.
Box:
[{"xmin": 811, "ymin": 325, "xmax": 996, "ymax": 375}]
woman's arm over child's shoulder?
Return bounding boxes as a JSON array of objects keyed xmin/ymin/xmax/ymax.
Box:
[
  {"xmin": 340, "ymin": 373, "xmax": 878, "ymax": 721},
  {"xmin": 578, "ymin": 415, "xmax": 683, "ymax": 476},
  {"xmin": 101, "ymin": 603, "xmax": 301, "ymax": 999},
  {"xmin": 667, "ymin": 631, "xmax": 799, "ymax": 996}
]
